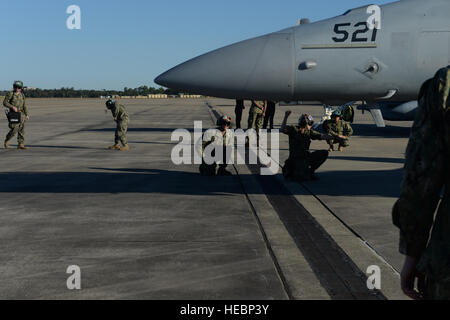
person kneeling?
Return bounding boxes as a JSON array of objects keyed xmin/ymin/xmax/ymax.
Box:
[
  {"xmin": 199, "ymin": 116, "xmax": 234, "ymax": 176},
  {"xmin": 281, "ymin": 111, "xmax": 332, "ymax": 181},
  {"xmin": 325, "ymin": 110, "xmax": 353, "ymax": 152}
]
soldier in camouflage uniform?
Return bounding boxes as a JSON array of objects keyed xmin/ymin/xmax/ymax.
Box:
[
  {"xmin": 199, "ymin": 116, "xmax": 234, "ymax": 176},
  {"xmin": 3, "ymin": 81, "xmax": 30, "ymax": 150},
  {"xmin": 106, "ymin": 99, "xmax": 130, "ymax": 151},
  {"xmin": 325, "ymin": 110, "xmax": 353, "ymax": 152},
  {"xmin": 281, "ymin": 111, "xmax": 332, "ymax": 181},
  {"xmin": 247, "ymin": 100, "xmax": 266, "ymax": 132},
  {"xmin": 392, "ymin": 66, "xmax": 450, "ymax": 300}
]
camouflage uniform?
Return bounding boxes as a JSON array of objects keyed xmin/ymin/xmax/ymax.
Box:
[
  {"xmin": 110, "ymin": 102, "xmax": 129, "ymax": 146},
  {"xmin": 248, "ymin": 100, "xmax": 264, "ymax": 131},
  {"xmin": 199, "ymin": 127, "xmax": 234, "ymax": 176},
  {"xmin": 325, "ymin": 119, "xmax": 353, "ymax": 148},
  {"xmin": 392, "ymin": 66, "xmax": 450, "ymax": 300},
  {"xmin": 3, "ymin": 91, "xmax": 28, "ymax": 146},
  {"xmin": 282, "ymin": 125, "xmax": 329, "ymax": 181}
]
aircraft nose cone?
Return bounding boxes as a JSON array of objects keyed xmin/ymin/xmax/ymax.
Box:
[
  {"xmin": 154, "ymin": 73, "xmax": 171, "ymax": 88},
  {"xmin": 154, "ymin": 30, "xmax": 295, "ymax": 100}
]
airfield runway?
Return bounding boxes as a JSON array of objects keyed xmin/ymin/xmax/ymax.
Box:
[{"xmin": 0, "ymin": 98, "xmax": 411, "ymax": 300}]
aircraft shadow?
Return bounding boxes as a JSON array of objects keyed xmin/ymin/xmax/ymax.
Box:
[
  {"xmin": 328, "ymin": 156, "xmax": 405, "ymax": 164},
  {"xmin": 350, "ymin": 123, "xmax": 411, "ymax": 138},
  {"xmin": 0, "ymin": 169, "xmax": 256, "ymax": 195},
  {"xmin": 0, "ymin": 167, "xmax": 403, "ymax": 197}
]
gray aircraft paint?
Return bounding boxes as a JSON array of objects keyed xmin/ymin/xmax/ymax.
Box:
[
  {"xmin": 155, "ymin": 0, "xmax": 450, "ymax": 105},
  {"xmin": 358, "ymin": 101, "xmax": 418, "ymax": 127}
]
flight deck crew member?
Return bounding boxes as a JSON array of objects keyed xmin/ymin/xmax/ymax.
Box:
[
  {"xmin": 325, "ymin": 110, "xmax": 353, "ymax": 152},
  {"xmin": 106, "ymin": 99, "xmax": 130, "ymax": 151},
  {"xmin": 392, "ymin": 66, "xmax": 450, "ymax": 300},
  {"xmin": 234, "ymin": 99, "xmax": 245, "ymax": 129},
  {"xmin": 199, "ymin": 116, "xmax": 234, "ymax": 176},
  {"xmin": 3, "ymin": 81, "xmax": 29, "ymax": 150},
  {"xmin": 281, "ymin": 111, "xmax": 332, "ymax": 181},
  {"xmin": 263, "ymin": 100, "xmax": 277, "ymax": 130},
  {"xmin": 248, "ymin": 100, "xmax": 266, "ymax": 131}
]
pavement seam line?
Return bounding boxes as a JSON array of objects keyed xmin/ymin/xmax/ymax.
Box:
[
  {"xmin": 259, "ymin": 144, "xmax": 400, "ymax": 276},
  {"xmin": 209, "ymin": 103, "xmax": 398, "ymax": 299},
  {"xmin": 205, "ymin": 102, "xmax": 294, "ymax": 300}
]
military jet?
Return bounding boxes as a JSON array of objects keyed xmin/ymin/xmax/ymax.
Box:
[{"xmin": 155, "ymin": 0, "xmax": 449, "ymax": 119}]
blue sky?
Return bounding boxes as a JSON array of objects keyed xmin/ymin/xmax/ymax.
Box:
[{"xmin": 0, "ymin": 0, "xmax": 394, "ymax": 90}]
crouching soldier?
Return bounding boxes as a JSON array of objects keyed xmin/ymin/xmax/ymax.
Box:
[
  {"xmin": 3, "ymin": 81, "xmax": 30, "ymax": 150},
  {"xmin": 325, "ymin": 110, "xmax": 353, "ymax": 152},
  {"xmin": 199, "ymin": 116, "xmax": 234, "ymax": 176},
  {"xmin": 106, "ymin": 99, "xmax": 130, "ymax": 151},
  {"xmin": 281, "ymin": 111, "xmax": 332, "ymax": 181}
]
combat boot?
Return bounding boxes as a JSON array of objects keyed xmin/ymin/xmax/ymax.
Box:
[
  {"xmin": 328, "ymin": 144, "xmax": 334, "ymax": 152},
  {"xmin": 338, "ymin": 146, "xmax": 344, "ymax": 152},
  {"xmin": 119, "ymin": 144, "xmax": 130, "ymax": 151},
  {"xmin": 4, "ymin": 140, "xmax": 10, "ymax": 149},
  {"xmin": 17, "ymin": 144, "xmax": 28, "ymax": 150},
  {"xmin": 108, "ymin": 144, "xmax": 120, "ymax": 150}
]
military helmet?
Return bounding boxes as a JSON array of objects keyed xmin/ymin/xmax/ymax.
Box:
[
  {"xmin": 106, "ymin": 99, "xmax": 116, "ymax": 109},
  {"xmin": 298, "ymin": 114, "xmax": 314, "ymax": 127},
  {"xmin": 331, "ymin": 110, "xmax": 342, "ymax": 118},
  {"xmin": 13, "ymin": 81, "xmax": 23, "ymax": 89},
  {"xmin": 218, "ymin": 115, "xmax": 232, "ymax": 127}
]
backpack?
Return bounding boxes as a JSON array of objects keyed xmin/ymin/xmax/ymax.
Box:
[{"xmin": 5, "ymin": 93, "xmax": 22, "ymax": 124}]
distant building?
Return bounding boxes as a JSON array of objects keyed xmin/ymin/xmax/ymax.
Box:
[
  {"xmin": 148, "ymin": 94, "xmax": 168, "ymax": 99},
  {"xmin": 179, "ymin": 94, "xmax": 202, "ymax": 99}
]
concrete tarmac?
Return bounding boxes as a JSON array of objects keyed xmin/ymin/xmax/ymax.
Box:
[
  {"xmin": 216, "ymin": 100, "xmax": 409, "ymax": 272},
  {"xmin": 0, "ymin": 98, "xmax": 409, "ymax": 299}
]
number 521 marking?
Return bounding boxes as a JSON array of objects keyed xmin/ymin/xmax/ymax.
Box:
[{"xmin": 332, "ymin": 22, "xmax": 378, "ymax": 43}]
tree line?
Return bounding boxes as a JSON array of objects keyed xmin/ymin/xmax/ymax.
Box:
[{"xmin": 0, "ymin": 86, "xmax": 180, "ymax": 98}]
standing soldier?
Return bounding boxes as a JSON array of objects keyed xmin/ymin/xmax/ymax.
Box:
[
  {"xmin": 105, "ymin": 99, "xmax": 130, "ymax": 151},
  {"xmin": 3, "ymin": 81, "xmax": 30, "ymax": 150},
  {"xmin": 325, "ymin": 110, "xmax": 353, "ymax": 152},
  {"xmin": 234, "ymin": 99, "xmax": 245, "ymax": 129},
  {"xmin": 247, "ymin": 100, "xmax": 266, "ymax": 132},
  {"xmin": 392, "ymin": 66, "xmax": 450, "ymax": 300},
  {"xmin": 281, "ymin": 111, "xmax": 332, "ymax": 181},
  {"xmin": 263, "ymin": 100, "xmax": 277, "ymax": 130}
]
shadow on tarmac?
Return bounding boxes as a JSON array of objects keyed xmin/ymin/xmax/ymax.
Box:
[
  {"xmin": 351, "ymin": 124, "xmax": 411, "ymax": 138},
  {"xmin": 0, "ymin": 167, "xmax": 402, "ymax": 197},
  {"xmin": 84, "ymin": 128, "xmax": 196, "ymax": 133},
  {"xmin": 0, "ymin": 169, "xmax": 241, "ymax": 195},
  {"xmin": 27, "ymin": 145, "xmax": 93, "ymax": 150},
  {"xmin": 305, "ymin": 168, "xmax": 403, "ymax": 198},
  {"xmin": 328, "ymin": 156, "xmax": 405, "ymax": 164}
]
